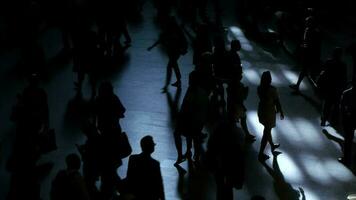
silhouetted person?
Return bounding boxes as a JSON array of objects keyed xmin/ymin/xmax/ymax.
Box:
[
  {"xmin": 317, "ymin": 47, "xmax": 347, "ymax": 126},
  {"xmin": 174, "ymin": 52, "xmax": 214, "ymax": 164},
  {"xmin": 227, "ymin": 39, "xmax": 243, "ymax": 82},
  {"xmin": 338, "ymin": 78, "xmax": 356, "ymax": 166},
  {"xmin": 97, "ymin": 0, "xmax": 131, "ymax": 58},
  {"xmin": 94, "ymin": 81, "xmax": 126, "ymax": 134},
  {"xmin": 212, "ymin": 36, "xmax": 229, "ymax": 80},
  {"xmin": 147, "ymin": 16, "xmax": 188, "ymax": 92},
  {"xmin": 51, "ymin": 153, "xmax": 90, "ymax": 200},
  {"xmin": 125, "ymin": 135, "xmax": 165, "ymax": 200},
  {"xmin": 290, "ymin": 16, "xmax": 321, "ymax": 92},
  {"xmin": 227, "ymin": 73, "xmax": 256, "ymax": 142},
  {"xmin": 72, "ymin": 28, "xmax": 101, "ymax": 99},
  {"xmin": 258, "ymin": 71, "xmax": 284, "ymax": 161},
  {"xmin": 207, "ymin": 109, "xmax": 245, "ymax": 200},
  {"xmin": 93, "ymin": 81, "xmax": 126, "ymax": 199},
  {"xmin": 77, "ymin": 121, "xmax": 103, "ymax": 200}
]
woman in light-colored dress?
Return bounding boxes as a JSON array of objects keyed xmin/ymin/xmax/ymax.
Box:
[{"xmin": 257, "ymin": 71, "xmax": 284, "ymax": 161}]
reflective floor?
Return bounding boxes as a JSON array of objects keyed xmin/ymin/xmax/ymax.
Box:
[{"xmin": 1, "ymin": 1, "xmax": 356, "ymax": 199}]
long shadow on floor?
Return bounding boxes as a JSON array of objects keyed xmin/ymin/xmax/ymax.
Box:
[{"xmin": 261, "ymin": 154, "xmax": 306, "ymax": 200}]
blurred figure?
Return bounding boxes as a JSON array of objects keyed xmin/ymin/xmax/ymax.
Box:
[
  {"xmin": 227, "ymin": 72, "xmax": 256, "ymax": 142},
  {"xmin": 338, "ymin": 77, "xmax": 355, "ymax": 166},
  {"xmin": 174, "ymin": 52, "xmax": 214, "ymax": 164},
  {"xmin": 212, "ymin": 36, "xmax": 229, "ymax": 80},
  {"xmin": 72, "ymin": 28, "xmax": 101, "ymax": 99},
  {"xmin": 227, "ymin": 39, "xmax": 243, "ymax": 82},
  {"xmin": 147, "ymin": 16, "xmax": 188, "ymax": 92},
  {"xmin": 51, "ymin": 153, "xmax": 90, "ymax": 200},
  {"xmin": 94, "ymin": 81, "xmax": 126, "ymax": 134},
  {"xmin": 290, "ymin": 16, "xmax": 321, "ymax": 92},
  {"xmin": 125, "ymin": 135, "xmax": 165, "ymax": 200},
  {"xmin": 257, "ymin": 71, "xmax": 284, "ymax": 161},
  {"xmin": 317, "ymin": 47, "xmax": 347, "ymax": 126},
  {"xmin": 206, "ymin": 107, "xmax": 245, "ymax": 200},
  {"xmin": 93, "ymin": 81, "xmax": 126, "ymax": 199}
]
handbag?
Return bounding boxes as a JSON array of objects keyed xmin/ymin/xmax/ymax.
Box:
[{"xmin": 117, "ymin": 131, "xmax": 132, "ymax": 159}]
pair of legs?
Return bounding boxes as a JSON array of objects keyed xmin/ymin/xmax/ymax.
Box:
[
  {"xmin": 258, "ymin": 125, "xmax": 279, "ymax": 161},
  {"xmin": 174, "ymin": 130, "xmax": 202, "ymax": 164},
  {"xmin": 163, "ymin": 54, "xmax": 181, "ymax": 91}
]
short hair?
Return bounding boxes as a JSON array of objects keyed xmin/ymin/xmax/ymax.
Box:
[{"xmin": 140, "ymin": 135, "xmax": 155, "ymax": 152}]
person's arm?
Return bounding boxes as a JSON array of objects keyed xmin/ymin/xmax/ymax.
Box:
[{"xmin": 274, "ymin": 88, "xmax": 284, "ymax": 120}]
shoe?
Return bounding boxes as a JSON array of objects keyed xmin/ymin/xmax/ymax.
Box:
[
  {"xmin": 258, "ymin": 154, "xmax": 270, "ymax": 162},
  {"xmin": 174, "ymin": 156, "xmax": 186, "ymax": 165},
  {"xmin": 171, "ymin": 81, "xmax": 181, "ymax": 87},
  {"xmin": 271, "ymin": 143, "xmax": 280, "ymax": 152}
]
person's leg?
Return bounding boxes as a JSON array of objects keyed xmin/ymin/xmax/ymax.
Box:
[
  {"xmin": 163, "ymin": 59, "xmax": 173, "ymax": 90},
  {"xmin": 174, "ymin": 130, "xmax": 184, "ymax": 164},
  {"xmin": 258, "ymin": 126, "xmax": 269, "ymax": 160},
  {"xmin": 171, "ymin": 55, "xmax": 182, "ymax": 87},
  {"xmin": 265, "ymin": 126, "xmax": 279, "ymax": 152}
]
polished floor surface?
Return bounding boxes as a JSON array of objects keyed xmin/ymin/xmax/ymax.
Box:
[{"xmin": 1, "ymin": 1, "xmax": 356, "ymax": 199}]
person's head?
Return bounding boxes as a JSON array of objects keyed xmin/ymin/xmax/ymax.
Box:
[
  {"xmin": 332, "ymin": 47, "xmax": 343, "ymax": 60},
  {"xmin": 66, "ymin": 153, "xmax": 81, "ymax": 171},
  {"xmin": 140, "ymin": 135, "xmax": 155, "ymax": 154},
  {"xmin": 260, "ymin": 71, "xmax": 272, "ymax": 87},
  {"xmin": 231, "ymin": 39, "xmax": 241, "ymax": 52},
  {"xmin": 98, "ymin": 81, "xmax": 114, "ymax": 97}
]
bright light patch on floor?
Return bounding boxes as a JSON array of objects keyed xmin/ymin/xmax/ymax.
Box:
[
  {"xmin": 247, "ymin": 111, "xmax": 264, "ymax": 138},
  {"xmin": 301, "ymin": 154, "xmax": 333, "ymax": 184},
  {"xmin": 278, "ymin": 153, "xmax": 304, "ymax": 182},
  {"xmin": 323, "ymin": 159, "xmax": 354, "ymax": 182},
  {"xmin": 244, "ymin": 68, "xmax": 261, "ymax": 85},
  {"xmin": 295, "ymin": 119, "xmax": 324, "ymax": 149},
  {"xmin": 276, "ymin": 118, "xmax": 302, "ymax": 142},
  {"xmin": 229, "ymin": 26, "xmax": 254, "ymax": 52},
  {"xmin": 281, "ymin": 70, "xmax": 308, "ymax": 90},
  {"xmin": 302, "ymin": 188, "xmax": 321, "ymax": 200}
]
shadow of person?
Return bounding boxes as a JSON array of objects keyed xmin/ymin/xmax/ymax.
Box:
[
  {"xmin": 322, "ymin": 129, "xmax": 344, "ymax": 150},
  {"xmin": 173, "ymin": 163, "xmax": 187, "ymax": 199},
  {"xmin": 166, "ymin": 87, "xmax": 182, "ymax": 121},
  {"xmin": 261, "ymin": 155, "xmax": 306, "ymax": 200}
]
